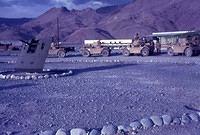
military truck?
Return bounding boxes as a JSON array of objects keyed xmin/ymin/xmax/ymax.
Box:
[
  {"xmin": 80, "ymin": 40, "xmax": 111, "ymax": 57},
  {"xmin": 121, "ymin": 37, "xmax": 154, "ymax": 56},
  {"xmin": 152, "ymin": 31, "xmax": 200, "ymax": 57},
  {"xmin": 80, "ymin": 38, "xmax": 155, "ymax": 57},
  {"xmin": 48, "ymin": 42, "xmax": 75, "ymax": 58}
]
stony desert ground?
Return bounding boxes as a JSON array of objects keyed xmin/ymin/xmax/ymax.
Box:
[{"xmin": 0, "ymin": 55, "xmax": 200, "ymax": 135}]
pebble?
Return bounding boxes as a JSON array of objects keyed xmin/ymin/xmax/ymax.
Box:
[
  {"xmin": 162, "ymin": 115, "xmax": 172, "ymax": 125},
  {"xmin": 70, "ymin": 128, "xmax": 87, "ymax": 135},
  {"xmin": 140, "ymin": 118, "xmax": 154, "ymax": 129},
  {"xmin": 55, "ymin": 128, "xmax": 67, "ymax": 135},
  {"xmin": 101, "ymin": 124, "xmax": 118, "ymax": 135},
  {"xmin": 150, "ymin": 116, "xmax": 163, "ymax": 126},
  {"xmin": 89, "ymin": 129, "xmax": 100, "ymax": 135},
  {"xmin": 130, "ymin": 121, "xmax": 142, "ymax": 131}
]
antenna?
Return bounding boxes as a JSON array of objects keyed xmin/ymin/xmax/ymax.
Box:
[{"xmin": 57, "ymin": 17, "xmax": 60, "ymax": 46}]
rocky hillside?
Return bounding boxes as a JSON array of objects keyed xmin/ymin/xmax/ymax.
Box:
[{"xmin": 0, "ymin": 0, "xmax": 199, "ymax": 43}]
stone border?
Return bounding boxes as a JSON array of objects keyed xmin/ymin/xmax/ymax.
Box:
[
  {"xmin": 35, "ymin": 112, "xmax": 200, "ymax": 135},
  {"xmin": 0, "ymin": 69, "xmax": 73, "ymax": 80}
]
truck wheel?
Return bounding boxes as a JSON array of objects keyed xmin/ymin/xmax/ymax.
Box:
[
  {"xmin": 184, "ymin": 48, "xmax": 193, "ymax": 57},
  {"xmin": 57, "ymin": 50, "xmax": 66, "ymax": 58},
  {"xmin": 101, "ymin": 49, "xmax": 110, "ymax": 57},
  {"xmin": 82, "ymin": 50, "xmax": 90, "ymax": 57},
  {"xmin": 141, "ymin": 47, "xmax": 150, "ymax": 56},
  {"xmin": 167, "ymin": 48, "xmax": 174, "ymax": 56},
  {"xmin": 122, "ymin": 48, "xmax": 130, "ymax": 56}
]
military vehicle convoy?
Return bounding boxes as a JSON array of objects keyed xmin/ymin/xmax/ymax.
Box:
[
  {"xmin": 80, "ymin": 31, "xmax": 200, "ymax": 57},
  {"xmin": 80, "ymin": 38, "xmax": 155, "ymax": 57},
  {"xmin": 152, "ymin": 31, "xmax": 200, "ymax": 57}
]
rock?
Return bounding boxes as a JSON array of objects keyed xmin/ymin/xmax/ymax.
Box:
[
  {"xmin": 89, "ymin": 129, "xmax": 100, "ymax": 135},
  {"xmin": 39, "ymin": 130, "xmax": 54, "ymax": 135},
  {"xmin": 54, "ymin": 74, "xmax": 59, "ymax": 78},
  {"xmin": 171, "ymin": 117, "xmax": 181, "ymax": 125},
  {"xmin": 0, "ymin": 74, "xmax": 6, "ymax": 79},
  {"xmin": 61, "ymin": 73, "xmax": 67, "ymax": 76},
  {"xmin": 189, "ymin": 113, "xmax": 200, "ymax": 122},
  {"xmin": 38, "ymin": 76, "xmax": 44, "ymax": 79},
  {"xmin": 130, "ymin": 121, "xmax": 142, "ymax": 131},
  {"xmin": 150, "ymin": 116, "xmax": 163, "ymax": 126},
  {"xmin": 101, "ymin": 124, "xmax": 118, "ymax": 135},
  {"xmin": 181, "ymin": 113, "xmax": 191, "ymax": 125},
  {"xmin": 70, "ymin": 128, "xmax": 87, "ymax": 135},
  {"xmin": 44, "ymin": 75, "xmax": 50, "ymax": 79},
  {"xmin": 117, "ymin": 125, "xmax": 132, "ymax": 133},
  {"xmin": 6, "ymin": 74, "xmax": 11, "ymax": 79},
  {"xmin": 25, "ymin": 76, "xmax": 31, "ymax": 80},
  {"xmin": 10, "ymin": 75, "xmax": 15, "ymax": 80},
  {"xmin": 56, "ymin": 128, "xmax": 67, "ymax": 135},
  {"xmin": 31, "ymin": 75, "xmax": 37, "ymax": 80},
  {"xmin": 162, "ymin": 115, "xmax": 172, "ymax": 125},
  {"xmin": 68, "ymin": 70, "xmax": 73, "ymax": 74},
  {"xmin": 140, "ymin": 118, "xmax": 154, "ymax": 129},
  {"xmin": 20, "ymin": 76, "xmax": 24, "ymax": 80}
]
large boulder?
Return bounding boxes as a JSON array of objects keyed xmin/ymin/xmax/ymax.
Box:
[
  {"xmin": 89, "ymin": 129, "xmax": 101, "ymax": 135},
  {"xmin": 140, "ymin": 118, "xmax": 154, "ymax": 129},
  {"xmin": 130, "ymin": 121, "xmax": 142, "ymax": 131},
  {"xmin": 70, "ymin": 128, "xmax": 87, "ymax": 135},
  {"xmin": 162, "ymin": 115, "xmax": 172, "ymax": 125},
  {"xmin": 101, "ymin": 124, "xmax": 118, "ymax": 135},
  {"xmin": 150, "ymin": 116, "xmax": 163, "ymax": 126},
  {"xmin": 56, "ymin": 128, "xmax": 67, "ymax": 135}
]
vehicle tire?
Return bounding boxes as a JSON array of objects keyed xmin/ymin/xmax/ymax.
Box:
[
  {"xmin": 82, "ymin": 49, "xmax": 90, "ymax": 57},
  {"xmin": 167, "ymin": 48, "xmax": 174, "ymax": 56},
  {"xmin": 141, "ymin": 47, "xmax": 150, "ymax": 56},
  {"xmin": 122, "ymin": 48, "xmax": 130, "ymax": 56},
  {"xmin": 57, "ymin": 50, "xmax": 66, "ymax": 58},
  {"xmin": 101, "ymin": 49, "xmax": 110, "ymax": 57},
  {"xmin": 184, "ymin": 47, "xmax": 193, "ymax": 57}
]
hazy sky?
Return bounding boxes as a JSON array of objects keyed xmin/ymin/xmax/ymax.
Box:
[{"xmin": 0, "ymin": 0, "xmax": 132, "ymax": 18}]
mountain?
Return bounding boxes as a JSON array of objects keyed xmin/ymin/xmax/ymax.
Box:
[{"xmin": 0, "ymin": 0, "xmax": 200, "ymax": 43}]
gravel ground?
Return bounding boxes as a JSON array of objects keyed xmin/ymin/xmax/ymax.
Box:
[{"xmin": 0, "ymin": 55, "xmax": 200, "ymax": 134}]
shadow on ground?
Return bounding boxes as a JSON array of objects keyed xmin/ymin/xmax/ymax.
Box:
[
  {"xmin": 0, "ymin": 83, "xmax": 36, "ymax": 91},
  {"xmin": 72, "ymin": 63, "xmax": 137, "ymax": 75}
]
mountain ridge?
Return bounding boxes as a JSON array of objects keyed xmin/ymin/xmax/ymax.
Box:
[{"xmin": 0, "ymin": 0, "xmax": 199, "ymax": 43}]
